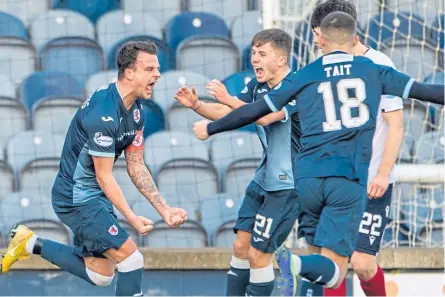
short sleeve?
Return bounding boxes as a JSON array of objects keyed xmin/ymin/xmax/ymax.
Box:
[
  {"xmin": 85, "ymin": 113, "xmax": 117, "ymax": 158},
  {"xmin": 380, "ymin": 95, "xmax": 403, "ymax": 112},
  {"xmin": 263, "ymin": 72, "xmax": 302, "ymax": 112},
  {"xmin": 281, "ymin": 98, "xmax": 298, "ymax": 122},
  {"xmin": 235, "ymin": 79, "xmax": 256, "ymax": 103},
  {"xmin": 378, "ymin": 65, "xmax": 415, "ymax": 100}
]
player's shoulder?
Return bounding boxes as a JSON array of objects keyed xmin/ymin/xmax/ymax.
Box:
[
  {"xmin": 363, "ymin": 47, "xmax": 396, "ymax": 68},
  {"xmin": 81, "ymin": 83, "xmax": 120, "ymax": 124}
]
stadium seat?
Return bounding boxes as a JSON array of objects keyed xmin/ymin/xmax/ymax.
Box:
[
  {"xmin": 210, "ymin": 131, "xmax": 263, "ymax": 175},
  {"xmin": 176, "ymin": 35, "xmax": 239, "ymax": 81},
  {"xmin": 230, "ymin": 11, "xmax": 262, "ymax": 51},
  {"xmin": 200, "ymin": 193, "xmax": 241, "ymax": 245},
  {"xmin": 30, "ymin": 10, "xmax": 95, "ymax": 53},
  {"xmin": 0, "ymin": 192, "xmax": 70, "ymax": 244},
  {"xmin": 153, "ymin": 70, "xmax": 211, "ymax": 112},
  {"xmin": 431, "ymin": 14, "xmax": 444, "ymax": 69},
  {"xmin": 19, "ymin": 71, "xmax": 84, "ymax": 134},
  {"xmin": 0, "ymin": 74, "xmax": 28, "ymax": 148},
  {"xmin": 415, "ymin": 131, "xmax": 445, "ymax": 163},
  {"xmin": 140, "ymin": 100, "xmax": 166, "ymax": 138},
  {"xmin": 424, "ymin": 72, "xmax": 444, "ymax": 130},
  {"xmin": 107, "ymin": 35, "xmax": 173, "ymax": 72},
  {"xmin": 223, "ymin": 71, "xmax": 255, "ymax": 96},
  {"xmin": 112, "ymin": 158, "xmax": 140, "ymax": 206},
  {"xmin": 213, "ymin": 221, "xmax": 236, "ymax": 247},
  {"xmin": 0, "ymin": 12, "xmax": 29, "ymax": 41},
  {"xmin": 55, "ymin": 0, "xmax": 120, "ymax": 23},
  {"xmin": 348, "ymin": 0, "xmax": 381, "ymax": 28},
  {"xmin": 6, "ymin": 131, "xmax": 64, "ymax": 177},
  {"xmin": 223, "ymin": 158, "xmax": 261, "ymax": 198},
  {"xmin": 403, "ymin": 100, "xmax": 430, "ymax": 144},
  {"xmin": 187, "ymin": 0, "xmax": 248, "ymax": 25},
  {"xmin": 167, "ymin": 100, "xmax": 213, "ymax": 133},
  {"xmin": 144, "ymin": 220, "xmax": 208, "ymax": 248},
  {"xmin": 382, "ymin": 221, "xmax": 411, "ymax": 248},
  {"xmin": 386, "ymin": 0, "xmax": 441, "ymax": 23},
  {"xmin": 0, "ymin": 160, "xmax": 14, "ymax": 199},
  {"xmin": 0, "ymin": 0, "xmax": 49, "ymax": 26},
  {"xmin": 85, "ymin": 70, "xmax": 117, "ymax": 97},
  {"xmin": 123, "ymin": 0, "xmax": 182, "ymax": 28},
  {"xmin": 40, "ymin": 37, "xmax": 105, "ymax": 86},
  {"xmin": 144, "ymin": 131, "xmax": 209, "ymax": 175},
  {"xmin": 165, "ymin": 12, "xmax": 230, "ymax": 52},
  {"xmin": 96, "ymin": 10, "xmax": 163, "ymax": 62}
]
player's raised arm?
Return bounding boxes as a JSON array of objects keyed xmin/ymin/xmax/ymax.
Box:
[
  {"xmin": 378, "ymin": 65, "xmax": 444, "ymax": 105},
  {"xmin": 193, "ymin": 73, "xmax": 299, "ymax": 139},
  {"xmin": 124, "ymin": 132, "xmax": 187, "ymax": 228}
]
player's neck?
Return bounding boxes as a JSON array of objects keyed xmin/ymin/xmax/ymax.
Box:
[
  {"xmin": 352, "ymin": 41, "xmax": 369, "ymax": 56},
  {"xmin": 267, "ymin": 67, "xmax": 291, "ymax": 88},
  {"xmin": 116, "ymin": 80, "xmax": 138, "ymax": 110}
]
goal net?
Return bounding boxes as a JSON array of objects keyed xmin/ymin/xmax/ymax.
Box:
[{"xmin": 265, "ymin": 0, "xmax": 445, "ymax": 248}]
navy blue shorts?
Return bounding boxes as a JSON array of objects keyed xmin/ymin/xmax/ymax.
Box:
[
  {"xmin": 53, "ymin": 197, "xmax": 129, "ymax": 258},
  {"xmin": 296, "ymin": 177, "xmax": 367, "ymax": 257},
  {"xmin": 234, "ymin": 181, "xmax": 299, "ymax": 253},
  {"xmin": 355, "ymin": 184, "xmax": 393, "ymax": 256}
]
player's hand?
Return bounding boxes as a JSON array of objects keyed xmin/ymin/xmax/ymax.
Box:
[
  {"xmin": 368, "ymin": 174, "xmax": 389, "ymax": 199},
  {"xmin": 206, "ymin": 79, "xmax": 231, "ymax": 105},
  {"xmin": 174, "ymin": 86, "xmax": 200, "ymax": 109},
  {"xmin": 193, "ymin": 120, "xmax": 210, "ymax": 140},
  {"xmin": 128, "ymin": 216, "xmax": 154, "ymax": 235},
  {"xmin": 161, "ymin": 207, "xmax": 188, "ymax": 227}
]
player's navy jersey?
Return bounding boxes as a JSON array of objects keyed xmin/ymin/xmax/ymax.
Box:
[
  {"xmin": 263, "ymin": 51, "xmax": 413, "ymax": 185},
  {"xmin": 52, "ymin": 82, "xmax": 145, "ymax": 209},
  {"xmin": 236, "ymin": 77, "xmax": 302, "ymax": 191}
]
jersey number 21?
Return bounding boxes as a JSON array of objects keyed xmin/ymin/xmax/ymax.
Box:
[{"xmin": 318, "ymin": 78, "xmax": 370, "ymax": 132}]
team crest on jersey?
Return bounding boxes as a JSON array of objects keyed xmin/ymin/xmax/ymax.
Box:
[
  {"xmin": 133, "ymin": 109, "xmax": 140, "ymax": 123},
  {"xmin": 108, "ymin": 225, "xmax": 119, "ymax": 236}
]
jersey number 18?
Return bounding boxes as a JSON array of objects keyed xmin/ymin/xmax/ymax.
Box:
[{"xmin": 318, "ymin": 78, "xmax": 370, "ymax": 132}]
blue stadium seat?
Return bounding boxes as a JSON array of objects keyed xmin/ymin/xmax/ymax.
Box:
[
  {"xmin": 223, "ymin": 71, "xmax": 255, "ymax": 96},
  {"xmin": 85, "ymin": 70, "xmax": 117, "ymax": 97},
  {"xmin": 431, "ymin": 14, "xmax": 444, "ymax": 51},
  {"xmin": 402, "ymin": 100, "xmax": 429, "ymax": 144},
  {"xmin": 140, "ymin": 100, "xmax": 166, "ymax": 139},
  {"xmin": 187, "ymin": 0, "xmax": 248, "ymax": 25},
  {"xmin": 386, "ymin": 0, "xmax": 441, "ymax": 23},
  {"xmin": 366, "ymin": 11, "xmax": 426, "ymax": 50},
  {"xmin": 0, "ymin": 12, "xmax": 29, "ymax": 41},
  {"xmin": 96, "ymin": 10, "xmax": 163, "ymax": 62},
  {"xmin": 0, "ymin": 192, "xmax": 70, "ymax": 244},
  {"xmin": 424, "ymin": 72, "xmax": 444, "ymax": 129},
  {"xmin": 123, "ymin": 0, "xmax": 182, "ymax": 28},
  {"xmin": 165, "ymin": 12, "xmax": 230, "ymax": 52},
  {"xmin": 55, "ymin": 0, "xmax": 120, "ymax": 23},
  {"xmin": 200, "ymin": 193, "xmax": 241, "ymax": 245},
  {"xmin": 30, "ymin": 9, "xmax": 95, "ymax": 53},
  {"xmin": 0, "ymin": 0, "xmax": 49, "ymax": 26},
  {"xmin": 40, "ymin": 37, "xmax": 105, "ymax": 86},
  {"xmin": 231, "ymin": 11, "xmax": 262, "ymax": 50},
  {"xmin": 107, "ymin": 35, "xmax": 174, "ymax": 72},
  {"xmin": 382, "ymin": 221, "xmax": 411, "ymax": 247},
  {"xmin": 415, "ymin": 131, "xmax": 444, "ymax": 163},
  {"xmin": 19, "ymin": 71, "xmax": 83, "ymax": 113}
]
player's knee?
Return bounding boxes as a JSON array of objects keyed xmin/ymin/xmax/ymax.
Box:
[
  {"xmin": 351, "ymin": 254, "xmax": 377, "ymax": 281},
  {"xmin": 233, "ymin": 238, "xmax": 250, "ymax": 259},
  {"xmin": 247, "ymin": 247, "xmax": 270, "ymax": 268},
  {"xmin": 116, "ymin": 250, "xmax": 144, "ymax": 273},
  {"xmin": 86, "ymin": 268, "xmax": 114, "ymax": 286}
]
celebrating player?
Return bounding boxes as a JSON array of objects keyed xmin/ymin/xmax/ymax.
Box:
[
  {"xmin": 1, "ymin": 41, "xmax": 187, "ymax": 296},
  {"xmin": 193, "ymin": 10, "xmax": 443, "ymax": 294},
  {"xmin": 278, "ymin": 1, "xmax": 408, "ymax": 296},
  {"xmin": 174, "ymin": 29, "xmax": 300, "ymax": 296}
]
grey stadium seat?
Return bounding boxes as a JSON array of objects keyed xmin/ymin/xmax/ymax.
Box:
[
  {"xmin": 403, "ymin": 100, "xmax": 429, "ymax": 144},
  {"xmin": 0, "ymin": 90, "xmax": 27, "ymax": 149},
  {"xmin": 123, "ymin": 0, "xmax": 182, "ymax": 28},
  {"xmin": 153, "ymin": 70, "xmax": 210, "ymax": 113},
  {"xmin": 188, "ymin": 0, "xmax": 248, "ymax": 25},
  {"xmin": 0, "ymin": 192, "xmax": 70, "ymax": 244},
  {"xmin": 96, "ymin": 10, "xmax": 162, "ymax": 62},
  {"xmin": 30, "ymin": 10, "xmax": 95, "ymax": 53},
  {"xmin": 0, "ymin": 40, "xmax": 36, "ymax": 86},
  {"xmin": 223, "ymin": 158, "xmax": 261, "ymax": 198},
  {"xmin": 85, "ymin": 70, "xmax": 117, "ymax": 98},
  {"xmin": 231, "ymin": 11, "xmax": 262, "ymax": 51},
  {"xmin": 6, "ymin": 131, "xmax": 64, "ymax": 179},
  {"xmin": 113, "ymin": 157, "xmax": 140, "ymax": 206},
  {"xmin": 177, "ymin": 36, "xmax": 240, "ymax": 81},
  {"xmin": 167, "ymin": 101, "xmax": 210, "ymax": 133},
  {"xmin": 415, "ymin": 131, "xmax": 444, "ymax": 163},
  {"xmin": 0, "ymin": 161, "xmax": 14, "ymax": 199},
  {"xmin": 0, "ymin": 0, "xmax": 49, "ymax": 26}
]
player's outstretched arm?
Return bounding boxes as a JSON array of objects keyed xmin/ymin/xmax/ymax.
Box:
[
  {"xmin": 175, "ymin": 86, "xmax": 232, "ymax": 121},
  {"xmin": 408, "ymin": 82, "xmax": 444, "ymax": 105},
  {"xmin": 125, "ymin": 145, "xmax": 187, "ymax": 228},
  {"xmin": 206, "ymin": 79, "xmax": 286, "ymax": 126}
]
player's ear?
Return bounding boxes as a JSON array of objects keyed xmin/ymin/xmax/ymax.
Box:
[
  {"xmin": 124, "ymin": 68, "xmax": 134, "ymax": 81},
  {"xmin": 353, "ymin": 34, "xmax": 359, "ymax": 47},
  {"xmin": 278, "ymin": 55, "xmax": 288, "ymax": 67}
]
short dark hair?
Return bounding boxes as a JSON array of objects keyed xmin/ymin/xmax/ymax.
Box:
[
  {"xmin": 320, "ymin": 11, "xmax": 356, "ymax": 43},
  {"xmin": 117, "ymin": 41, "xmax": 157, "ymax": 78},
  {"xmin": 251, "ymin": 28, "xmax": 292, "ymax": 58},
  {"xmin": 311, "ymin": 0, "xmax": 357, "ymax": 29}
]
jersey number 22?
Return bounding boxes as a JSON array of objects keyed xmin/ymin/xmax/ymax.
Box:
[{"xmin": 318, "ymin": 78, "xmax": 370, "ymax": 132}]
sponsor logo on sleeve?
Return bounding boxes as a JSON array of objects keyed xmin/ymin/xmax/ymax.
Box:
[{"xmin": 93, "ymin": 132, "xmax": 114, "ymax": 147}]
